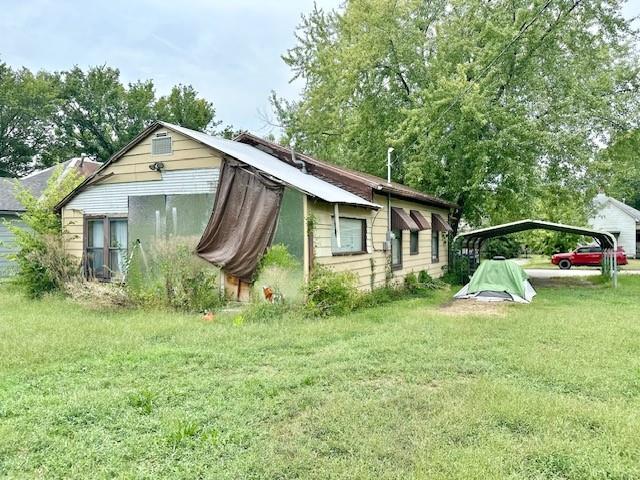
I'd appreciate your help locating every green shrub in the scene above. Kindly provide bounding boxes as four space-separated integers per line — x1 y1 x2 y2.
304 265 359 316
259 244 299 271
443 253 470 285
356 285 405 308
126 240 225 312
417 270 432 285
404 272 420 293
9 233 79 298
3 166 82 298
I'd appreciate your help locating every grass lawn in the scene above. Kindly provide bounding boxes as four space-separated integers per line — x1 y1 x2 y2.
2 279 640 479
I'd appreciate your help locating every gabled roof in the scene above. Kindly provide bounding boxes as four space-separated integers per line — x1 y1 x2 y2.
235 132 457 210
1 158 99 214
57 122 380 210
601 194 640 222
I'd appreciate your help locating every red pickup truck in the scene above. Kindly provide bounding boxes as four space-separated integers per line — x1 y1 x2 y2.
551 246 628 269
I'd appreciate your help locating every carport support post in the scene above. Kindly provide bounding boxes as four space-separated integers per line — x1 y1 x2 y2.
612 243 618 288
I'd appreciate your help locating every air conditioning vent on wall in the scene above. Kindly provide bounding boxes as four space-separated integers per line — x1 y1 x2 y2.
152 135 172 155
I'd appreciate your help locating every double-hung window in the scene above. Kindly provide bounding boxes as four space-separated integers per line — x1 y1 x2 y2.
331 217 366 255
85 217 128 280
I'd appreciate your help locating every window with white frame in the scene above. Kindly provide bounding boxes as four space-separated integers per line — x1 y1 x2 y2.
331 217 366 254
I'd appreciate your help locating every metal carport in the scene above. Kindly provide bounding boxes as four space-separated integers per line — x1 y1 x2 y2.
452 219 619 287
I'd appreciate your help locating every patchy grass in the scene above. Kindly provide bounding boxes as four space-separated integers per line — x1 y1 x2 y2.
1 279 640 478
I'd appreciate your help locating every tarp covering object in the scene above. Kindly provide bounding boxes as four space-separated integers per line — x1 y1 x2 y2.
467 259 528 298
409 210 431 230
391 207 419 231
196 159 284 283
432 213 453 233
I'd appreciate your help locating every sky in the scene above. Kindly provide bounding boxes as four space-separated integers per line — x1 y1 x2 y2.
0 0 637 135
0 0 341 135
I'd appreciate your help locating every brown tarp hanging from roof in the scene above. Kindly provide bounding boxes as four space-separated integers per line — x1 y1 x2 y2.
432 213 453 233
196 159 284 283
410 210 430 230
391 207 419 231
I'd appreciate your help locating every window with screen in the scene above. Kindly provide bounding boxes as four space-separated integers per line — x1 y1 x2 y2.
151 135 172 155
431 230 440 263
392 229 402 269
331 217 366 254
410 231 419 255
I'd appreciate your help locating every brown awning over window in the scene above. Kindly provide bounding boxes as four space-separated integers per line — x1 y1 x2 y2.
391 207 419 231
432 213 453 233
409 210 430 230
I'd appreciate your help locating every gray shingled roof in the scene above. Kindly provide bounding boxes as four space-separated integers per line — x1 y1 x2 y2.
0 160 74 213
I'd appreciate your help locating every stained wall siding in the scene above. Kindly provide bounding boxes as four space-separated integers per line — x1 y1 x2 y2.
62 128 221 258
589 203 637 257
0 215 24 278
309 193 450 291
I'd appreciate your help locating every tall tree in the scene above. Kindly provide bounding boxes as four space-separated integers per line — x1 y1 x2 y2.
592 129 640 209
50 66 155 163
273 0 639 232
155 84 219 133
50 66 228 164
0 62 58 177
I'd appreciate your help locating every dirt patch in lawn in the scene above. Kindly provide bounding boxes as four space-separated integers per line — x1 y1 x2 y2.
438 299 509 316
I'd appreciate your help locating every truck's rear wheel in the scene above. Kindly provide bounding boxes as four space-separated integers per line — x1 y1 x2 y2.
558 259 572 270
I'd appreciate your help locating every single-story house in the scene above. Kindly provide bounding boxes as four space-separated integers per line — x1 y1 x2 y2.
56 121 456 299
590 193 640 258
0 157 99 278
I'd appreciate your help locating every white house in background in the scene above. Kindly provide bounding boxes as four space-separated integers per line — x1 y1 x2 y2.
590 193 640 258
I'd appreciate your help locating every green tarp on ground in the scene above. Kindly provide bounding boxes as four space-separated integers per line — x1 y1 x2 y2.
467 259 528 298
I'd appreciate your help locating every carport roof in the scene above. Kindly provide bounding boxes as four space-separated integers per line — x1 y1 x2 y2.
454 219 617 249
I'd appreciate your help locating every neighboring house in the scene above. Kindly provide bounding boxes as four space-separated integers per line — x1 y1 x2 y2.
56 121 456 299
0 157 100 278
590 193 640 258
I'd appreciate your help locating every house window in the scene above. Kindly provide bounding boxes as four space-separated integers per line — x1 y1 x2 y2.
85 217 128 280
391 229 402 270
410 231 419 255
431 230 440 263
151 135 172 155
332 217 366 255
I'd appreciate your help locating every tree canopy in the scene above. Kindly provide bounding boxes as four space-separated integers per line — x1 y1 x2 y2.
0 62 231 177
592 128 640 210
273 0 639 231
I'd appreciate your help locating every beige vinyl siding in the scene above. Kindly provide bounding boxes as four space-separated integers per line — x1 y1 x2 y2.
91 130 222 185
309 193 451 291
62 208 84 261
61 128 222 256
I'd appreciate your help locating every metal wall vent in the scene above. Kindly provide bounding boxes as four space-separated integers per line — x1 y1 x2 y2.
152 135 172 155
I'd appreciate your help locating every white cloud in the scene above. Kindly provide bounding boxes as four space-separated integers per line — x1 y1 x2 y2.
0 0 342 134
